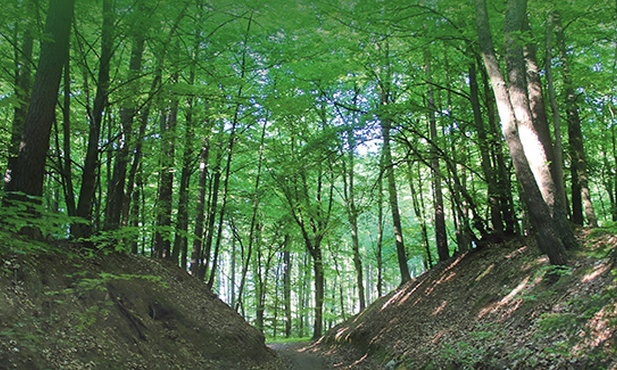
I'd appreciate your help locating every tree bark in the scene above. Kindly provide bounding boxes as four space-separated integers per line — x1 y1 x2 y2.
341 120 366 310
73 0 113 238
553 11 598 227
6 0 74 202
153 76 179 259
190 137 210 276
105 33 145 230
5 10 34 192
544 13 569 218
283 234 292 337
475 0 568 265
468 49 502 236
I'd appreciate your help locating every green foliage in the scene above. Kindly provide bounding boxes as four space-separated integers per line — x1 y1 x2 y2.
265 336 311 344
80 227 142 254
437 324 500 369
0 196 83 255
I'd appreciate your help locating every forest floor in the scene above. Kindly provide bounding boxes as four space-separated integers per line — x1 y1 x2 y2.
268 341 331 369
0 242 282 369
310 226 617 369
1 226 615 369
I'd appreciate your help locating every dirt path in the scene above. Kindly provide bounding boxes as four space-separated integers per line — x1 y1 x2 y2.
268 342 330 370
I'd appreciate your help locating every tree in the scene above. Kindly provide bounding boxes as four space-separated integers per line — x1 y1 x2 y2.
475 0 568 265
5 0 74 204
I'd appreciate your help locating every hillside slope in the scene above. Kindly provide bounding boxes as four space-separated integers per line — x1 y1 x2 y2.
314 229 617 369
0 245 280 369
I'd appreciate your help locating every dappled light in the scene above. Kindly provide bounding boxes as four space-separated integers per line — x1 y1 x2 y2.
1 0 616 368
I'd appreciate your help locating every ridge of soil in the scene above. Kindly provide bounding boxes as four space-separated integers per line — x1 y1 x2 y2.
312 229 617 369
0 245 281 369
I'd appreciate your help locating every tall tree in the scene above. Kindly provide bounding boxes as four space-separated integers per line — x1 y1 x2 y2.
475 0 568 265
552 11 599 227
5 0 74 204
73 0 113 238
376 39 412 285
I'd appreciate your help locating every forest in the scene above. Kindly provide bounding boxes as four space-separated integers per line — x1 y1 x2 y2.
1 0 616 352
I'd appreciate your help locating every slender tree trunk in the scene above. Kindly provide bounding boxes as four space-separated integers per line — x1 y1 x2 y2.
311 243 325 340
469 48 502 235
342 123 366 310
475 0 568 265
73 0 113 238
544 14 569 217
376 153 385 297
283 234 292 337
6 0 74 204
153 75 179 259
61 59 76 216
425 49 449 262
381 116 411 284
407 162 433 268
172 81 196 266
480 58 519 235
553 12 598 227
105 33 145 230
235 119 267 311
190 137 210 276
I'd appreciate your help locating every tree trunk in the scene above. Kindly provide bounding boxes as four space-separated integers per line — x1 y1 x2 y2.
61 59 76 217
172 73 196 266
469 48 502 235
105 33 145 230
283 234 292 337
407 162 433 268
425 49 449 262
311 244 325 340
544 14 569 218
235 118 267 311
553 11 598 227
190 137 210 276
342 122 366 310
153 78 179 259
479 58 519 235
73 0 113 238
376 153 385 297
5 11 34 192
475 0 568 265
6 0 74 203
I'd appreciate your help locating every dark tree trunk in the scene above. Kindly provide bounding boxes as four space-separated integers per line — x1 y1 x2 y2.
5 13 34 192
553 12 598 227
6 0 74 204
190 137 210 276
425 49 449 262
73 0 113 238
381 115 411 284
61 59 76 217
153 78 179 259
407 162 433 268
479 58 519 235
544 13 569 218
283 234 292 337
105 33 145 230
376 152 385 297
469 49 503 235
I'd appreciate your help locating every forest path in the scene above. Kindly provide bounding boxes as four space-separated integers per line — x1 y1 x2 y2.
268 342 331 370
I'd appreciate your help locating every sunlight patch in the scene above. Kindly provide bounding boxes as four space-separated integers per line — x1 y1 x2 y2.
581 262 611 283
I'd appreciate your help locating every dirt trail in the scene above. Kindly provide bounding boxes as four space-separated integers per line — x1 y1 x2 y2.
268 342 330 370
